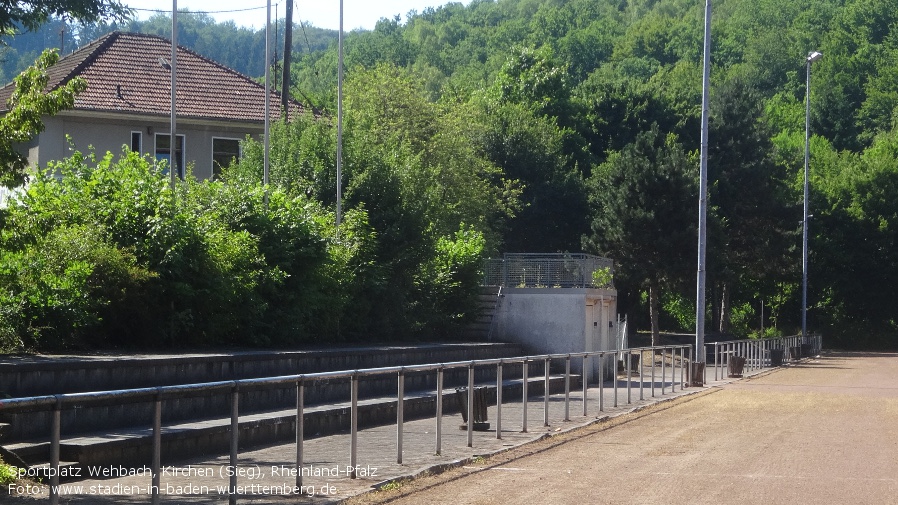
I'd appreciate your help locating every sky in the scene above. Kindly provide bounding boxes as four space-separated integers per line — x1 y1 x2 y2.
123 0 472 31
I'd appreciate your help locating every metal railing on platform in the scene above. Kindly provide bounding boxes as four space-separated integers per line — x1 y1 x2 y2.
482 253 615 288
0 337 822 505
707 334 823 381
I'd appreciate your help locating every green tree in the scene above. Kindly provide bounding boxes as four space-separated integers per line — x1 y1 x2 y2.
584 126 697 346
0 49 85 187
707 78 796 333
0 0 128 36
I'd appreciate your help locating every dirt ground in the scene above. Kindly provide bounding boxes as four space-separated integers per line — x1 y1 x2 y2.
344 351 898 505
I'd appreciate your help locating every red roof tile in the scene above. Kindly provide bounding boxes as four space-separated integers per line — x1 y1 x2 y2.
1 31 302 123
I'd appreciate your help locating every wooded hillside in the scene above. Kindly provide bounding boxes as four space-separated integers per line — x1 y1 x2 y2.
3 0 897 350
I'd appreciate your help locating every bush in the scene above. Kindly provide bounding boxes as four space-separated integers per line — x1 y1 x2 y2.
0 149 350 350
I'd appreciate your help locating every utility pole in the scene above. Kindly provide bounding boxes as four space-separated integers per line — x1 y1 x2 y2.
170 0 178 190
694 0 711 386
282 0 294 118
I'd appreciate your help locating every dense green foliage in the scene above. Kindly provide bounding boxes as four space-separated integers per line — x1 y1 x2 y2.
0 49 85 187
4 0 898 349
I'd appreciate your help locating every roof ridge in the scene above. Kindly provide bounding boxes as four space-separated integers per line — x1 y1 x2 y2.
160 33 301 108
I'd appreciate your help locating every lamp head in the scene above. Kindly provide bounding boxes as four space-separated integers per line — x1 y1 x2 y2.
807 51 823 63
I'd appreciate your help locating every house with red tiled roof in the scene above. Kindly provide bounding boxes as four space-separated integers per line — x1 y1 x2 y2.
0 31 302 180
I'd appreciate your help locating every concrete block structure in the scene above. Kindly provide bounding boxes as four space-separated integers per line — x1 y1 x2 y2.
484 254 620 383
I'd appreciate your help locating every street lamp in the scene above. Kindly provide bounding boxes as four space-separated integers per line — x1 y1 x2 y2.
803 50 822 344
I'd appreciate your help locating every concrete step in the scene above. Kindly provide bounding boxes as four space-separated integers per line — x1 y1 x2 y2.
7 374 578 474
1 343 527 441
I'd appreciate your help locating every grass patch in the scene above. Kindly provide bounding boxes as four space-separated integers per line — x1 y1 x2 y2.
0 455 19 486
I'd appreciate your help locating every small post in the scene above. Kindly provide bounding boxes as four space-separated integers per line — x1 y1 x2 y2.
152 395 162 505
543 358 551 427
467 365 475 447
50 398 61 505
651 348 656 397
671 348 677 393
397 370 405 463
436 368 443 454
496 363 503 439
522 359 528 433
661 348 667 395
564 356 571 422
229 387 239 505
599 353 605 412
613 350 619 408
350 374 358 479
296 381 304 488
639 349 645 400
582 355 589 416
714 343 719 381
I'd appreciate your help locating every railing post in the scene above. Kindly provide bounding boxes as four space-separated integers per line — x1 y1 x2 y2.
496 363 502 439
50 397 61 505
544 358 551 427
467 364 475 447
714 343 719 381
670 348 676 393
599 353 605 412
582 355 589 416
626 350 632 404
397 369 405 463
678 347 684 388
613 350 619 408
436 367 444 452
564 356 571 422
651 348 656 397
521 359 528 433
639 349 645 400
152 393 162 505
229 386 239 505
296 380 304 488
661 348 666 395
350 374 358 479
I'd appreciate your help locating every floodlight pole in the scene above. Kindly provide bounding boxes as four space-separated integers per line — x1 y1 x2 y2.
264 0 271 206
803 51 822 344
695 0 711 382
170 0 178 190
336 0 344 231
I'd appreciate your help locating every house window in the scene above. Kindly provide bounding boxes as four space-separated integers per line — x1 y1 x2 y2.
212 137 241 179
155 133 185 178
130 131 142 153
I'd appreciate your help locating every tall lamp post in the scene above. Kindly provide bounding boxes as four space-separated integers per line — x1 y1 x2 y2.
694 0 711 386
803 50 822 344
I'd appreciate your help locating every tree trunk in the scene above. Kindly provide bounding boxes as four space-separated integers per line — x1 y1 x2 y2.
719 282 731 333
649 283 660 347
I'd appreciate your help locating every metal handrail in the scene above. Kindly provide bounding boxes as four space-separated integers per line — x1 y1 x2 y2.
482 253 615 289
705 334 822 381
0 343 703 505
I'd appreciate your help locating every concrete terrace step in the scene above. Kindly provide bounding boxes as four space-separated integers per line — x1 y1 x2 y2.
0 343 528 441
7 374 577 474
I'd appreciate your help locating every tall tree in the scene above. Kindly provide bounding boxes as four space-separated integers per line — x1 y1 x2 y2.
584 126 697 345
0 0 128 37
707 78 796 332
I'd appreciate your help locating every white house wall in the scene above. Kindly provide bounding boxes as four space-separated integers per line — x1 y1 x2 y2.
31 115 263 180
495 287 618 383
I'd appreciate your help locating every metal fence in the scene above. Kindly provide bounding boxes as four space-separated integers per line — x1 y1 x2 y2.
707 334 822 381
0 338 821 505
482 253 615 288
